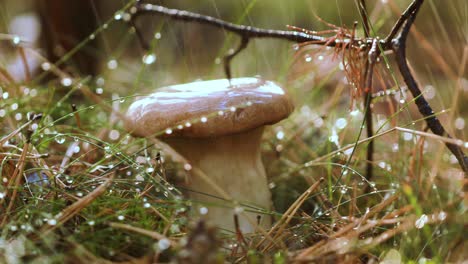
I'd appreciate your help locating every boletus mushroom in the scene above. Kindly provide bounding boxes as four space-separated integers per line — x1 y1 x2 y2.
125 77 294 233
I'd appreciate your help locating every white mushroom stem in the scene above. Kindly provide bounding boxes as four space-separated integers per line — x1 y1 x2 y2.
164 127 272 233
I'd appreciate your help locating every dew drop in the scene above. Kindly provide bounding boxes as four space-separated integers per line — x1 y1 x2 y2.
96 77 105 86
41 62 51 71
424 85 436 99
276 131 285 140
340 186 348 194
117 215 125 221
454 117 465 130
142 53 157 65
122 13 131 22
154 32 161 39
158 239 171 251
200 116 207 123
183 163 192 171
335 118 348 130
199 207 208 215
47 219 57 226
114 12 123 20
350 109 361 117
275 144 283 152
107 59 118 70
12 35 21 45
55 134 66 144
402 132 413 141
437 211 447 221
329 129 339 145
73 146 80 153
415 214 428 229
234 207 244 214
109 130 120 140
61 77 73 87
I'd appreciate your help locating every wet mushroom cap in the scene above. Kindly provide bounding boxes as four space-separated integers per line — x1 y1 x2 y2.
125 77 294 138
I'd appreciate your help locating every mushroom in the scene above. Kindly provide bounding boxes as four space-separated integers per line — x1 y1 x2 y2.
125 77 294 233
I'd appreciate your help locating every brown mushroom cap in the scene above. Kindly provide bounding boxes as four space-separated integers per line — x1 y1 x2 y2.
125 77 294 138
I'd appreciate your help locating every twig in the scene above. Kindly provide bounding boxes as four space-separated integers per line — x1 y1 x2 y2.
109 222 173 243
132 4 328 44
384 0 425 43
363 39 380 186
358 0 370 38
224 37 249 80
391 0 468 172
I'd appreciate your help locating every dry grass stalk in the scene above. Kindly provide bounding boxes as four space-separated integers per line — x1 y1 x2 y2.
0 140 30 226
257 178 324 252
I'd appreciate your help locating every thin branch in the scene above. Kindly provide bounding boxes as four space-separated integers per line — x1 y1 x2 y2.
384 0 425 43
357 0 376 185
358 0 370 37
224 37 249 80
392 0 468 172
364 39 380 184
131 3 363 47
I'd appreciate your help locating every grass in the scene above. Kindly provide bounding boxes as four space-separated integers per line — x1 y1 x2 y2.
0 0 467 263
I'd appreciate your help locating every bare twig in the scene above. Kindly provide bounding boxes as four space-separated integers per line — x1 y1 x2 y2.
363 39 380 185
391 0 468 172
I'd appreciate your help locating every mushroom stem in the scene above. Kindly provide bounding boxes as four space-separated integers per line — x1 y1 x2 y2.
165 127 272 233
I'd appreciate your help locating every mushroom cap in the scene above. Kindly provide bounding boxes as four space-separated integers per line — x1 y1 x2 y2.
125 77 294 138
